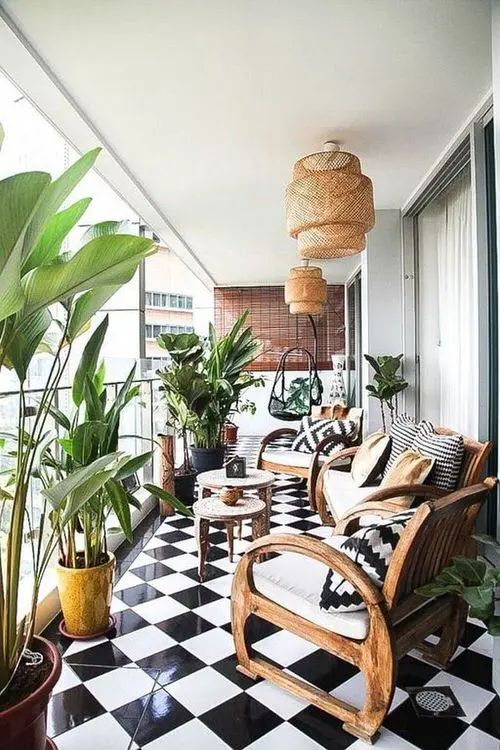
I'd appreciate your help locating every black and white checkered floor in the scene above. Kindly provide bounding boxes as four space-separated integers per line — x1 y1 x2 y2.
44 436 500 749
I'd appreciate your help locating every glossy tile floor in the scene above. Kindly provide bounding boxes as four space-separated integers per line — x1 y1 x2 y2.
44 436 500 749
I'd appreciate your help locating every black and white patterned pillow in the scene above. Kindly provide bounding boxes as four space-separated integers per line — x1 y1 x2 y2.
291 417 357 456
384 414 420 475
412 422 464 491
319 511 415 612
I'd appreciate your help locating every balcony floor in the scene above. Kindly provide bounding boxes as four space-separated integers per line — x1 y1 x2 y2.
44 437 499 749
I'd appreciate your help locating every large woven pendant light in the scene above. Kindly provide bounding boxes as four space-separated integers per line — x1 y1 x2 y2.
285 142 375 259
284 264 327 315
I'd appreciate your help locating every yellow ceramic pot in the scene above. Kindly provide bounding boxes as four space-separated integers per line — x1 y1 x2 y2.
56 553 115 637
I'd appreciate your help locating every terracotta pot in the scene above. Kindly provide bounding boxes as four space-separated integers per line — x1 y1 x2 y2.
224 423 239 443
56 553 115 638
0 636 61 750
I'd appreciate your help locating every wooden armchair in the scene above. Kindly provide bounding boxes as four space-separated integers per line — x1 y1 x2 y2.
315 428 492 526
231 478 496 744
257 406 363 507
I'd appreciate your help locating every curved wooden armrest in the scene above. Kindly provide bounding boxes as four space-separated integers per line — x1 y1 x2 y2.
241 532 384 607
260 427 297 449
314 446 360 523
363 484 448 504
321 445 359 469
258 428 298 466
334 501 415 535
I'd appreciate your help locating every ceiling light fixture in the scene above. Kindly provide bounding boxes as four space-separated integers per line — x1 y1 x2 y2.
284 263 327 315
285 141 375 259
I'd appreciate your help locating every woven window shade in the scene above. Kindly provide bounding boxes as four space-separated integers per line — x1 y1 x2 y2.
285 150 375 259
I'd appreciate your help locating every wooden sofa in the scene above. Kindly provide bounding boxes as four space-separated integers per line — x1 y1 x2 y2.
314 427 492 526
257 406 363 507
231 478 496 743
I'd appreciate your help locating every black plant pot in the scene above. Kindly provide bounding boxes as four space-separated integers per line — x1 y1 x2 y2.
174 471 197 503
190 445 225 473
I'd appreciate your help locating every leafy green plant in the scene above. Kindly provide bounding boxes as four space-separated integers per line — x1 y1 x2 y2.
157 312 261 451
157 332 209 473
416 535 500 635
365 354 408 431
37 317 152 568
0 143 155 697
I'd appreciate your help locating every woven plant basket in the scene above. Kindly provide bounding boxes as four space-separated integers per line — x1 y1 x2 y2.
285 150 374 258
284 266 327 314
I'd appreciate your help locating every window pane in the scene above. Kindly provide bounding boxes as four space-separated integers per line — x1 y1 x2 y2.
145 324 152 338
153 293 161 306
153 325 161 337
187 297 193 309
145 292 152 305
161 294 167 307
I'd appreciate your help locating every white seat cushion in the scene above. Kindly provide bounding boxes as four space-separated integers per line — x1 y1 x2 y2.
253 535 369 639
262 449 349 470
324 469 378 519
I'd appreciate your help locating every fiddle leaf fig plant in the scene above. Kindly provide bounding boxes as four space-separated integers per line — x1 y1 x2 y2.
365 353 408 431
0 142 156 698
416 535 500 635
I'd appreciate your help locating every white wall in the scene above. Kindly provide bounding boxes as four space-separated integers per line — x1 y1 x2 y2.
361 209 403 433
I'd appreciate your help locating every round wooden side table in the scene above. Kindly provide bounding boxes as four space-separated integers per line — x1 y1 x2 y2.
193 494 267 582
196 468 275 536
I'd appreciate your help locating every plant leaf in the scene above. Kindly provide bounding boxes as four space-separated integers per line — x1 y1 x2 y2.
23 197 91 274
0 171 51 321
72 316 108 407
106 477 132 542
22 148 100 262
144 483 194 518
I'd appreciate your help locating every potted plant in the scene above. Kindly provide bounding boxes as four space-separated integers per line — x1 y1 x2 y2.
158 313 261 473
416 534 500 695
365 353 409 431
34 317 151 637
0 143 156 748
157 332 209 498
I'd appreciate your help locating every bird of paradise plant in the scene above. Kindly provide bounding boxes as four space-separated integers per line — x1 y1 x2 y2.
0 137 156 699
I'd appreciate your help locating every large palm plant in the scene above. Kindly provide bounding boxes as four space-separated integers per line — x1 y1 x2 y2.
0 140 156 697
158 312 262 450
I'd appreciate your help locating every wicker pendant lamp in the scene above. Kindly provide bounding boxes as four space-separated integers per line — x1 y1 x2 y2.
284 265 327 315
285 142 375 259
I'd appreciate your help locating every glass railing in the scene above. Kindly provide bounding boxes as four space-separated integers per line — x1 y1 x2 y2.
0 372 166 585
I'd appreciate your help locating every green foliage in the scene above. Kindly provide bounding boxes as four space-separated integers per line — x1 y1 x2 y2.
416 536 500 635
0 144 156 696
364 353 408 431
157 312 261 452
39 318 152 568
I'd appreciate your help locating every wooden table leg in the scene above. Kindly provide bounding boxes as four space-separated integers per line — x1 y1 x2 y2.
252 512 268 563
258 486 273 534
238 520 243 539
226 521 235 562
195 516 210 582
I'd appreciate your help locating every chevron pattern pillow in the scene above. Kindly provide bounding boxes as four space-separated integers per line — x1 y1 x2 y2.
291 416 357 456
412 421 464 491
384 414 421 475
319 510 415 612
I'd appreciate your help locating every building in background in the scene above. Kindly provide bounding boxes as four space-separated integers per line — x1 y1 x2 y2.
144 245 214 372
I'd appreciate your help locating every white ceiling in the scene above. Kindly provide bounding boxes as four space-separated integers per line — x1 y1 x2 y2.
0 0 492 287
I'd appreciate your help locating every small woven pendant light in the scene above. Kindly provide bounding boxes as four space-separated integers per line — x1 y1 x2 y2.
285 142 375 259
284 264 327 315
